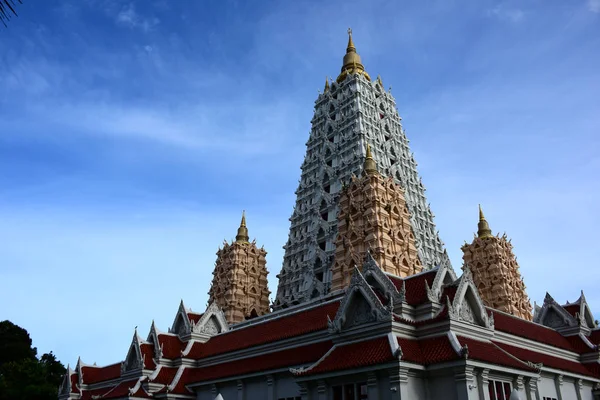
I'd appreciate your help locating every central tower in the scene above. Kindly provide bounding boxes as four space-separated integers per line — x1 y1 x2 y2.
273 31 451 309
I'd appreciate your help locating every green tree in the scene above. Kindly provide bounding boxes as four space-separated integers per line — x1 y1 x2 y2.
0 321 66 400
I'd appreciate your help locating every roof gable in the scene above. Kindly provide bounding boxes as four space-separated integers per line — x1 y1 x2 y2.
534 292 578 331
122 329 145 373
563 291 597 329
170 300 192 337
361 251 404 305
445 266 494 329
191 301 229 339
328 266 392 333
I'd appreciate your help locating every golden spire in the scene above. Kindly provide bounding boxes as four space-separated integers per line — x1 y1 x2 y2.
337 28 370 83
324 77 330 92
235 210 249 243
477 204 493 239
364 143 377 175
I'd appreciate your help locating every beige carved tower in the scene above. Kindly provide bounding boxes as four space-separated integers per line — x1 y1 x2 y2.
331 145 423 291
208 212 271 325
461 206 532 321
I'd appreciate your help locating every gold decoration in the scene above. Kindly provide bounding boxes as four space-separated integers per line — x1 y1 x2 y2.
477 205 493 239
364 144 377 175
336 29 371 83
236 210 249 243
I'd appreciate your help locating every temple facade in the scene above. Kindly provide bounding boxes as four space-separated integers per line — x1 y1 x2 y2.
59 31 600 400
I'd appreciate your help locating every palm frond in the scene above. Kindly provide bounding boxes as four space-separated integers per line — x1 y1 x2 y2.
0 0 23 28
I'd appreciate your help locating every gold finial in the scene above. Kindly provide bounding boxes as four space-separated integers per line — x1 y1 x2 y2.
236 210 249 243
364 143 377 175
477 204 493 239
347 27 355 52
324 77 330 92
337 29 370 83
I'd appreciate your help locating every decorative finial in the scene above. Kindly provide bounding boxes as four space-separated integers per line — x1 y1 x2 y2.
364 143 377 175
324 77 330 92
477 204 493 239
337 28 370 83
236 210 249 243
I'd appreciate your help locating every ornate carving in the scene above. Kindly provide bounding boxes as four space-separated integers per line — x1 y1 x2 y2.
275 49 451 308
329 267 392 333
462 213 533 321
208 216 270 325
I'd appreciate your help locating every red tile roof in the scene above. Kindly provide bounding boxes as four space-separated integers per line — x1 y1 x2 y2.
140 343 156 369
157 333 185 359
563 304 580 318
102 378 140 399
149 366 178 385
457 336 536 372
80 386 113 400
187 312 203 324
185 301 339 360
590 329 600 345
397 335 458 365
70 373 80 394
177 341 333 389
130 385 152 399
80 363 121 385
490 309 582 353
493 341 599 378
388 270 437 306
297 336 392 376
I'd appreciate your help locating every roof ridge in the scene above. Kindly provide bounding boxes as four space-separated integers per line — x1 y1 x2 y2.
488 307 562 333
228 297 340 334
385 266 439 281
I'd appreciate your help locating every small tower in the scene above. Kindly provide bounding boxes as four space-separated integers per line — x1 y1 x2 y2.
208 212 270 325
461 206 533 321
330 145 423 291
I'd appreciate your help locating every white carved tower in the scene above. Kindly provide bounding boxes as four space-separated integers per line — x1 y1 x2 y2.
273 30 451 309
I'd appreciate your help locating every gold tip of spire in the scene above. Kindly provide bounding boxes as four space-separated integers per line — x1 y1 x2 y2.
324 77 330 92
364 143 377 175
337 28 370 83
477 205 493 239
236 210 249 243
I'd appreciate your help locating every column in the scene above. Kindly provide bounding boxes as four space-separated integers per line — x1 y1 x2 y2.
514 375 526 399
575 379 583 400
317 379 327 400
477 368 490 400
266 374 275 400
388 367 401 400
367 372 379 400
237 379 244 400
454 366 477 400
299 382 310 400
554 374 563 400
525 376 541 400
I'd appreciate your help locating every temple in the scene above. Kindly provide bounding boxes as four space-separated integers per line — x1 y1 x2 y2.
59 31 600 400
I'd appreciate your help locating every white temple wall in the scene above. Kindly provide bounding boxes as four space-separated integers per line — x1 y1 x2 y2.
561 377 578 400
582 381 597 400
406 375 427 399
537 374 559 399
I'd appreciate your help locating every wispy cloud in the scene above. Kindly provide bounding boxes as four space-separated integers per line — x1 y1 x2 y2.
488 5 525 22
115 3 159 32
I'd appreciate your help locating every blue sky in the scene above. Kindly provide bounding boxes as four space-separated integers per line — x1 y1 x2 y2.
1 0 599 367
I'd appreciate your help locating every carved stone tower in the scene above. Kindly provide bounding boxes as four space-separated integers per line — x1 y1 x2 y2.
273 30 450 309
330 146 423 291
208 212 271 325
461 206 533 321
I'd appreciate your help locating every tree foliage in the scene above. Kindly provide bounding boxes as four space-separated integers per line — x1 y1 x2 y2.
0 0 22 27
0 320 66 400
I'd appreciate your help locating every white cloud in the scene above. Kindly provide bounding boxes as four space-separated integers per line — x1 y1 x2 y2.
589 0 600 13
116 3 159 32
488 5 525 22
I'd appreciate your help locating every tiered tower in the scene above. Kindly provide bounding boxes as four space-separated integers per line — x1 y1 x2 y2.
331 145 423 291
208 212 271 324
274 30 450 309
461 206 533 320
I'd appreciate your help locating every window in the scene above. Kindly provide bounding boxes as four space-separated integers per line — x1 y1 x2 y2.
332 382 367 400
488 380 512 400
